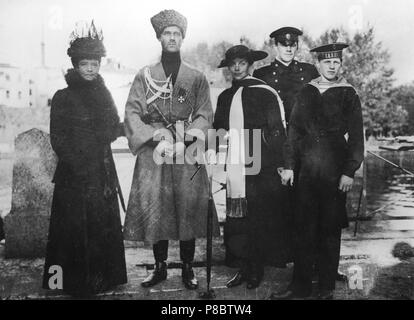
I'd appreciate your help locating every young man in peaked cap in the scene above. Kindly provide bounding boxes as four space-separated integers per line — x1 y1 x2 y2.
253 27 319 271
253 27 319 124
255 27 348 283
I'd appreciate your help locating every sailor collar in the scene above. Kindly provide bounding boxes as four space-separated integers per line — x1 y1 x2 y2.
308 76 355 94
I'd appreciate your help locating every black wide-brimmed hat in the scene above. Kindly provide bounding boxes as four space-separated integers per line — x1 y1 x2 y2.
218 45 268 68
67 20 106 59
310 42 349 60
270 27 303 46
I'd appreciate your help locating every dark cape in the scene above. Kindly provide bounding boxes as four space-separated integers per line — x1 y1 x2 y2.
42 69 127 296
214 76 291 268
284 79 365 231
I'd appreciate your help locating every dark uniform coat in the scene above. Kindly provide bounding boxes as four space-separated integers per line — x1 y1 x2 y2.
123 61 220 245
253 59 319 122
214 77 290 267
43 69 127 296
284 77 364 293
284 79 365 229
254 58 319 264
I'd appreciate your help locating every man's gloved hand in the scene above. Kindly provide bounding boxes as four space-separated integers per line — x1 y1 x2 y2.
205 149 217 178
338 175 354 192
154 128 174 144
154 140 173 163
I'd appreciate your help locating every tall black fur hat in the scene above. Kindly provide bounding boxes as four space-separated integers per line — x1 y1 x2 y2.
151 9 188 39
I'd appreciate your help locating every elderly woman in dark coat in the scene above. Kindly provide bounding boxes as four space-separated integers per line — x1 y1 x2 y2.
42 22 127 297
211 45 290 289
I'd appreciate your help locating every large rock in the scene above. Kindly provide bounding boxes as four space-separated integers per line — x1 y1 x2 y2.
4 128 57 258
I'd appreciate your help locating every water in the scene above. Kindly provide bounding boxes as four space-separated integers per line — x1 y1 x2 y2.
1 150 414 236
361 150 414 237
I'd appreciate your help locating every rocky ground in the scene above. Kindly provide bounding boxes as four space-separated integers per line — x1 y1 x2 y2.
1 228 414 300
1 145 413 300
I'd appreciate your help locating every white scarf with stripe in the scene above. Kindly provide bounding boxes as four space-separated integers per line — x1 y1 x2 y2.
226 76 286 211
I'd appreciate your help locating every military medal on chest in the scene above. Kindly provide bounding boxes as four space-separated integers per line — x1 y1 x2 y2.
177 87 188 103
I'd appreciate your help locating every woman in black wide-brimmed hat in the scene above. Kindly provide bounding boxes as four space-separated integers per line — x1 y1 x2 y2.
210 45 291 289
42 21 127 297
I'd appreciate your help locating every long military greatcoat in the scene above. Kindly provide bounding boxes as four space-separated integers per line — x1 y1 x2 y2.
284 78 365 230
253 59 319 122
43 69 127 296
123 61 220 244
214 77 290 267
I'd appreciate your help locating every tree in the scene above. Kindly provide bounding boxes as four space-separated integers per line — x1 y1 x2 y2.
259 39 273 67
239 35 256 49
391 83 414 134
315 27 407 137
213 40 240 84
182 40 234 86
208 40 233 69
181 27 409 137
182 42 210 72
259 32 315 68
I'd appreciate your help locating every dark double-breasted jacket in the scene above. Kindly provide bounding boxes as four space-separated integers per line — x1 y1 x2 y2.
253 59 319 122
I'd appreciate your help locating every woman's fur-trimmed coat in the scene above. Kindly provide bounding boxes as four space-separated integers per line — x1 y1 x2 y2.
42 69 127 296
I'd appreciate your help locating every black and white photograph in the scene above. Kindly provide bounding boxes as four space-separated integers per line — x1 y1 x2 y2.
0 0 414 304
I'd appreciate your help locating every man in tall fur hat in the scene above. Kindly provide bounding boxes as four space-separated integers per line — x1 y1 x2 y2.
123 9 219 290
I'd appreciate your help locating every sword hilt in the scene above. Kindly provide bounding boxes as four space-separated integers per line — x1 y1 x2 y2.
150 102 203 180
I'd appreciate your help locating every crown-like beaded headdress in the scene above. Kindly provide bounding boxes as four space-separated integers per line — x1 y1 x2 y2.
67 20 106 58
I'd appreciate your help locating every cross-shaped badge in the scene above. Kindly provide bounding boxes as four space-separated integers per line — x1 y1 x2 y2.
177 87 188 103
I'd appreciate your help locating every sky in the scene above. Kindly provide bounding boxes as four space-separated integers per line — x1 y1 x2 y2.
0 0 413 84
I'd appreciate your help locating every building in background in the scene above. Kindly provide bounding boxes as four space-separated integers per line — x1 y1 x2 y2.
30 66 66 109
0 63 36 109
